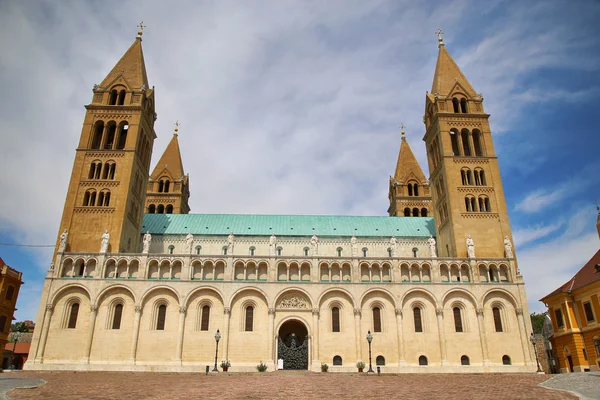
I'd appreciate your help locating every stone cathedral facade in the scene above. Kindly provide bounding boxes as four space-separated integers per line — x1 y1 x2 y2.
25 31 536 373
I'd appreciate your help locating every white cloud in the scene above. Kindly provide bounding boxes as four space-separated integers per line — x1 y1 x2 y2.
513 222 562 247
515 188 566 214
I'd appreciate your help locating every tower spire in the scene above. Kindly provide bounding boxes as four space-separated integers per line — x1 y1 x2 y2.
137 21 146 39
430 39 476 97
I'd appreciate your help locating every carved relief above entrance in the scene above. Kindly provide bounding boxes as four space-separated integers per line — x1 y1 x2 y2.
276 293 311 310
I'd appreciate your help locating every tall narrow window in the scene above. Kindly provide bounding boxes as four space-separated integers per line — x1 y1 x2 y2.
156 304 167 330
91 122 104 149
404 208 411 217
201 305 210 331
250 247 255 256
413 307 423 332
164 180 170 193
412 248 418 258
453 307 463 332
277 247 282 256
373 307 382 333
363 248 368 257
304 248 309 256
109 90 118 105
460 98 468 113
117 90 126 105
554 309 564 328
492 307 503 332
5 286 14 301
421 208 428 217
412 208 419 217
461 129 471 156
148 204 156 213
337 248 342 257
68 303 79 329
583 302 595 322
109 163 116 179
116 124 128 149
104 124 116 149
452 98 460 113
157 204 165 214
245 306 254 331
158 180 164 193
408 184 413 196
450 130 460 156
332 307 340 332
414 184 419 196
112 304 123 329
472 130 483 156
166 205 174 214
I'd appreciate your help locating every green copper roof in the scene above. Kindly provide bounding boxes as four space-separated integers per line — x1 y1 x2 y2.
142 214 435 238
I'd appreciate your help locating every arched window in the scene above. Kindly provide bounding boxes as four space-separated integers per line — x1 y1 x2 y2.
418 355 428 365
336 247 342 257
83 190 92 206
222 246 228 256
277 247 282 256
166 205 174 214
112 304 123 329
195 246 201 255
97 191 105 207
117 90 126 106
453 307 463 332
168 245 175 255
412 208 419 217
461 355 470 365
156 304 166 330
452 98 460 113
332 307 340 332
157 204 165 214
148 204 156 213
91 121 104 149
472 130 483 156
484 197 491 212
493 307 503 332
594 339 600 356
89 163 97 179
116 123 128 150
413 307 423 332
200 305 210 331
461 129 471 156
104 123 116 149
421 208 428 217
109 163 116 179
373 307 382 332
376 355 385 366
404 208 411 217
245 306 254 331
502 355 511 365
414 184 419 196
333 355 342 366
109 90 118 105
362 248 368 257
450 130 460 156
158 180 164 193
408 184 413 196
67 303 79 329
387 248 393 257
465 196 476 212
303 247 309 257
249 247 255 256
164 180 170 193
412 248 418 258
460 98 468 113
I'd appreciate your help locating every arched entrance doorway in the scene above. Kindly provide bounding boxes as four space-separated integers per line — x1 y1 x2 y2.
277 319 309 370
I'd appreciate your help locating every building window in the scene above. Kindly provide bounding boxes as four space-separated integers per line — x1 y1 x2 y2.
404 208 411 217
413 307 423 333
412 248 418 258
222 246 228 256
277 247 282 256
387 248 393 257
555 308 565 328
250 247 255 256
156 304 167 330
373 307 382 333
362 248 368 257
157 204 165 214
594 339 600 356
376 356 385 366
453 307 463 332
112 304 123 329
333 355 342 366
5 286 14 301
461 355 470 365
201 305 210 331
304 247 309 256
148 204 156 213
67 303 79 329
418 355 428 366
168 245 175 255
452 98 460 113
492 307 503 332
332 307 340 332
583 302 595 322
0 316 6 332
336 247 342 257
165 205 173 214
245 306 254 332
502 355 511 365
195 246 201 255
460 98 468 113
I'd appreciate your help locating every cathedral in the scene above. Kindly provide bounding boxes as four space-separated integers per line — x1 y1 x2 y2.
25 29 536 373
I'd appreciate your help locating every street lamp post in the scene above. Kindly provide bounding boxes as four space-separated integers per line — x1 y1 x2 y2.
9 332 20 370
530 332 542 373
213 329 221 372
366 330 374 373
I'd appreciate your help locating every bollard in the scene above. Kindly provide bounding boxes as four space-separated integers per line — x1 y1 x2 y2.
206 366 210 375
377 366 380 376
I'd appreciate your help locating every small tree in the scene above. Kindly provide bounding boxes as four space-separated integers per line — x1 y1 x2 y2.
10 322 29 333
530 312 547 335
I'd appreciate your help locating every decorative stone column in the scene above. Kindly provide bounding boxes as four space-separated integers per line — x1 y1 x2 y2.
353 308 362 361
222 307 231 360
35 304 54 363
268 308 276 366
129 305 142 363
82 305 98 363
515 308 531 364
311 308 320 370
175 306 187 363
436 308 448 366
395 309 406 367
476 308 489 365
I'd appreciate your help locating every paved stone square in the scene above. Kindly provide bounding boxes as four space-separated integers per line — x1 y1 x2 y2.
6 371 578 400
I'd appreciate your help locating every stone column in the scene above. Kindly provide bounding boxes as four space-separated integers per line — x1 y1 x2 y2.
183 254 191 281
395 309 406 367
129 306 142 363
311 308 320 370
268 308 276 366
354 308 362 361
515 308 531 364
476 308 489 366
436 308 448 366
223 307 231 360
82 305 98 363
35 304 54 363
175 306 187 363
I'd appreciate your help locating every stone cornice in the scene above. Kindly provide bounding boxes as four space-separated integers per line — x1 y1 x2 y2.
73 207 115 214
460 212 500 219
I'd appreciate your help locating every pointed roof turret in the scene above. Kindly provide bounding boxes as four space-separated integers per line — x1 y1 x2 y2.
430 37 476 97
150 122 185 180
100 31 149 90
393 126 427 184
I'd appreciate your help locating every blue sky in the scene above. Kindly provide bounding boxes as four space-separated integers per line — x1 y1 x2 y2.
0 0 598 321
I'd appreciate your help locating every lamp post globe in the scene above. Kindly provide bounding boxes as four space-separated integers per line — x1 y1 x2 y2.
213 329 221 372
366 330 374 373
530 332 542 373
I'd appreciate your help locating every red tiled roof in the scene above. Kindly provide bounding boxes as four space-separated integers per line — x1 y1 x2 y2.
541 249 600 301
3 342 30 354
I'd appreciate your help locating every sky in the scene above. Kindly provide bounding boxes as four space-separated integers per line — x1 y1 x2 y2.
0 0 598 321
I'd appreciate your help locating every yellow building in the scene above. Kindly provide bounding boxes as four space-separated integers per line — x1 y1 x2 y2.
0 257 24 354
541 214 600 372
25 31 537 373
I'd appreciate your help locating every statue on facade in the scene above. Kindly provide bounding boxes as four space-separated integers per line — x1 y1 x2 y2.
142 231 152 254
49 262 54 270
185 232 194 253
227 232 235 252
100 230 110 253
310 234 319 255
466 235 475 259
58 229 68 252
389 236 398 257
350 235 358 257
504 236 513 258
428 235 437 258
269 234 277 256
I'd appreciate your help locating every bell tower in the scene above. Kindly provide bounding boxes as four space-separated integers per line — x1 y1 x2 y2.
423 33 515 259
55 27 157 254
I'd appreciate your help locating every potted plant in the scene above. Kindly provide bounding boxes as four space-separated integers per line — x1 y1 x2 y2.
321 363 329 372
356 361 365 373
256 361 268 372
220 360 231 372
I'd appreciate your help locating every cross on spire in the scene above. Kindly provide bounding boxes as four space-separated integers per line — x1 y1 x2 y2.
400 123 405 137
137 21 146 38
595 199 600 213
435 29 444 46
174 120 180 135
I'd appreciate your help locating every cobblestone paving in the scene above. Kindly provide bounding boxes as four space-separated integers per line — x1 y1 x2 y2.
9 371 577 400
0 374 45 400
539 372 600 400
